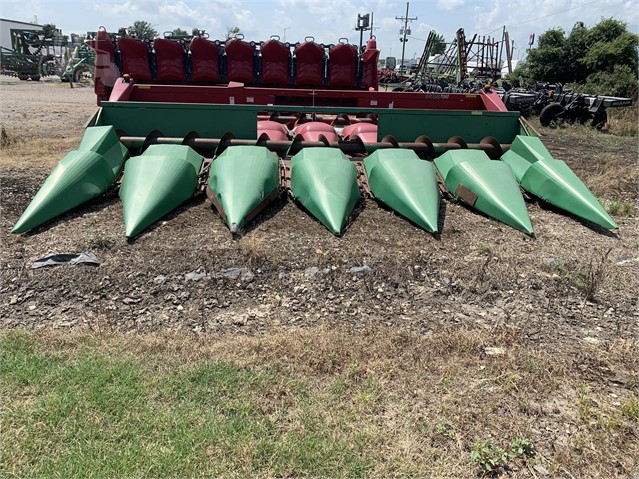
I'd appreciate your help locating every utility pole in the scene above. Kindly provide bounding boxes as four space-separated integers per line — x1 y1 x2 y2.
396 2 417 72
370 12 374 38
355 13 371 53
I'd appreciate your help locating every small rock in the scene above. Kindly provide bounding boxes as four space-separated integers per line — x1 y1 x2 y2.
233 315 247 326
349 265 373 276
533 464 549 476
484 347 506 356
214 268 253 281
185 270 207 281
543 258 561 267
154 275 167 285
304 267 320 278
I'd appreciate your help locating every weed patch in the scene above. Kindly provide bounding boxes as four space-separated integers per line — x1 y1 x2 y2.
470 437 534 475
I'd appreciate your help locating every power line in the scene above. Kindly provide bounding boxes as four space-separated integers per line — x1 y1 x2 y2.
482 0 601 34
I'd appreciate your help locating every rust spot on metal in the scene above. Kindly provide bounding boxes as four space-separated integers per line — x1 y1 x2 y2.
455 184 478 206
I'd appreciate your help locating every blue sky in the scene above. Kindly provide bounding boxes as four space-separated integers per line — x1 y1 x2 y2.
1 0 637 61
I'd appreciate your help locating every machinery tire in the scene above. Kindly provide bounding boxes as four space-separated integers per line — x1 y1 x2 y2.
575 109 591 125
30 75 40 81
73 68 86 83
38 56 55 78
539 102 565 127
592 110 608 130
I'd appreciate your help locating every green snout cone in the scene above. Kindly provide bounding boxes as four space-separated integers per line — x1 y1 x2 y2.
119 145 203 237
501 135 617 229
364 149 440 233
290 148 360 235
435 150 534 235
208 146 280 232
12 126 127 234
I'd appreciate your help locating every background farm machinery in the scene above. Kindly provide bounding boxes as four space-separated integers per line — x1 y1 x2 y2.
12 27 618 240
385 27 631 129
0 26 68 80
0 26 96 83
500 83 632 128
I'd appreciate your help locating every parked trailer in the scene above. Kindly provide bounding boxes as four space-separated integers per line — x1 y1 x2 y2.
12 27 617 239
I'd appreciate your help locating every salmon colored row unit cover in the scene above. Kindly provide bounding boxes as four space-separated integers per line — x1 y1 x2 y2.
88 28 380 102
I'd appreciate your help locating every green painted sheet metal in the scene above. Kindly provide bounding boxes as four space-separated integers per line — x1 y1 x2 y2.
208 146 280 231
12 126 127 234
435 150 534 235
96 102 520 144
364 149 440 233
98 102 258 138
290 148 360 235
377 110 521 143
119 144 203 237
501 136 617 229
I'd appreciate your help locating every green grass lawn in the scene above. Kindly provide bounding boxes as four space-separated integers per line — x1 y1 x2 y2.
1 328 637 477
1 331 369 477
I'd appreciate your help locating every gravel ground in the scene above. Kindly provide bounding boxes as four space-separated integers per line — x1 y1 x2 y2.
1 79 637 353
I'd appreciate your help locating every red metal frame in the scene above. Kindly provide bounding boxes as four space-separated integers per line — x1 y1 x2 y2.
107 78 506 111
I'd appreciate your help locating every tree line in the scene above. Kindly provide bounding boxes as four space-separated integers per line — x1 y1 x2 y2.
124 21 241 42
512 18 638 98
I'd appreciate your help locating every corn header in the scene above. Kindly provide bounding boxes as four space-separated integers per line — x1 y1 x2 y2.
12 27 617 238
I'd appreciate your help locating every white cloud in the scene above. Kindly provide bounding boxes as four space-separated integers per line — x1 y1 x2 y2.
108 0 140 15
436 0 465 12
233 9 255 31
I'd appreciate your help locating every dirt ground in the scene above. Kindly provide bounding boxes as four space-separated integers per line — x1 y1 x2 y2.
1 78 637 345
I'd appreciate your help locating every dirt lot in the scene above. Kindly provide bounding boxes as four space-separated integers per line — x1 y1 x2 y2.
1 78 638 476
1 78 637 341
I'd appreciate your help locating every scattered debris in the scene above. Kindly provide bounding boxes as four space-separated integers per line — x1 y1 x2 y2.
184 269 207 281
32 252 99 269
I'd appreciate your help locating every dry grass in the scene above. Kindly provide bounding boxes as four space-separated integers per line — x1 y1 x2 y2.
0 128 80 169
608 106 639 137
4 326 637 477
581 153 639 201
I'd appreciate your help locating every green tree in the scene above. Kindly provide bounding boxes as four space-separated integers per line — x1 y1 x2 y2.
564 24 589 83
582 25 638 74
223 26 241 41
525 28 568 82
127 20 158 40
172 28 188 36
512 18 638 97
42 24 59 38
432 32 446 55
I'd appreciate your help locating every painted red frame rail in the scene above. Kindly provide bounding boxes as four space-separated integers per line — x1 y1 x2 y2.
108 78 507 111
